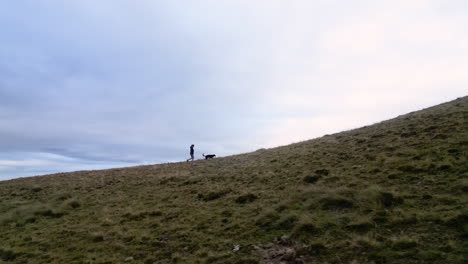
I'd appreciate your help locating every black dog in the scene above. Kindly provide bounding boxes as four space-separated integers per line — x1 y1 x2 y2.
203 153 216 159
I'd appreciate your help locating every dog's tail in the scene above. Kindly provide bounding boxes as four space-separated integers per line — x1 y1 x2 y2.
202 153 205 157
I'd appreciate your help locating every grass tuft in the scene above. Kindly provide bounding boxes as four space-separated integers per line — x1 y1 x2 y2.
303 175 321 184
235 193 257 204
389 236 418 250
198 189 231 201
319 197 354 210
291 216 320 241
0 248 18 261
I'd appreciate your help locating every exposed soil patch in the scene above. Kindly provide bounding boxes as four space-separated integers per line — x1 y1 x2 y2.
257 242 305 264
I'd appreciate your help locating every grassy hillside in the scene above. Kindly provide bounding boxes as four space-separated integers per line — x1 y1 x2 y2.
1 97 467 264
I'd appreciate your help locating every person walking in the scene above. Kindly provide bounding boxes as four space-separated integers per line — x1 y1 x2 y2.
186 144 195 162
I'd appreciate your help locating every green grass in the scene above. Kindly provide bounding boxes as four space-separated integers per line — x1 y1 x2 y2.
0 96 467 263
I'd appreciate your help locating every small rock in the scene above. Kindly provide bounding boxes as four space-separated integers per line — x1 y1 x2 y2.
278 235 291 245
232 244 240 252
125 256 134 262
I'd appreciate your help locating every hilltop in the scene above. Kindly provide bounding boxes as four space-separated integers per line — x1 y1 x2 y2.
1 96 467 264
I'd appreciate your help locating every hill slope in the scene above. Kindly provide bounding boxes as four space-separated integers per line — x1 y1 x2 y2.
1 97 467 264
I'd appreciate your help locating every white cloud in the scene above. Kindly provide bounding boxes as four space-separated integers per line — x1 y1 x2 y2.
0 159 52 167
0 152 137 181
238 0 468 145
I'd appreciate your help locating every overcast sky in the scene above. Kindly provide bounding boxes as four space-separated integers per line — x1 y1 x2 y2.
1 0 467 180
